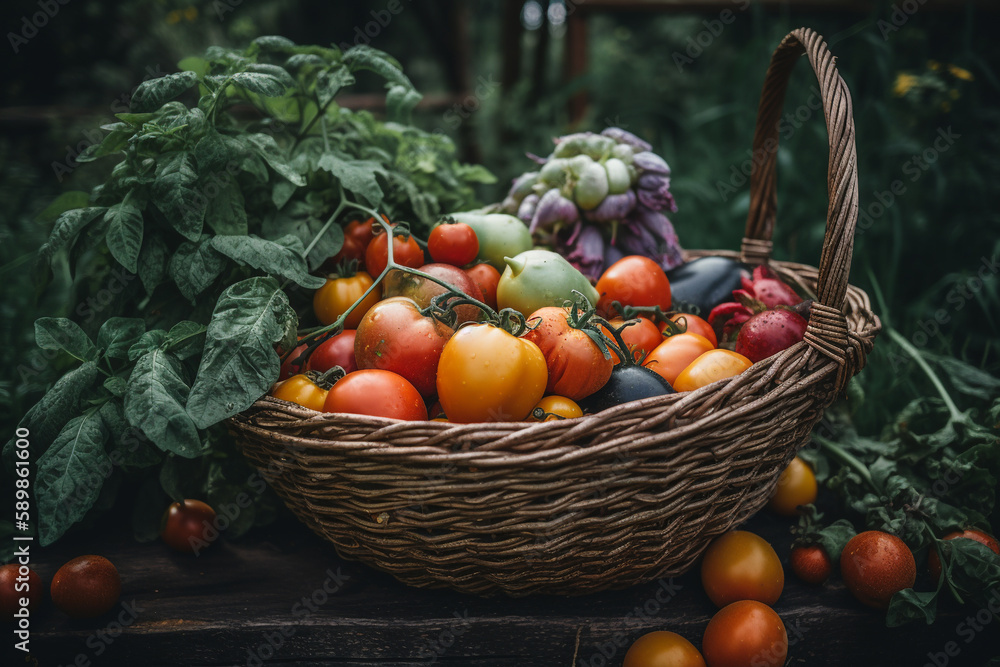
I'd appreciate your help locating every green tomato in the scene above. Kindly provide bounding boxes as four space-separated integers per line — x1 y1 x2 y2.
496 250 600 316
447 212 533 271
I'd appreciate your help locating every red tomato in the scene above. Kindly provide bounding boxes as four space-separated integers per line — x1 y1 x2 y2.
278 340 308 380
767 457 817 516
928 529 1000 581
50 555 121 619
0 564 43 615
665 313 718 347
324 369 428 420
161 499 218 554
306 330 358 374
624 631 706 667
523 306 613 400
272 374 329 411
643 332 715 386
840 531 916 609
702 600 788 667
354 297 454 398
428 222 479 266
313 271 381 328
673 349 752 392
701 530 784 608
465 263 502 311
383 263 484 325
437 324 547 423
596 255 672 316
790 544 832 585
324 216 383 270
365 229 424 278
602 317 663 364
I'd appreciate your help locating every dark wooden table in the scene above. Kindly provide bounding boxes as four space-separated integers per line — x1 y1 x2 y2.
14 509 1000 667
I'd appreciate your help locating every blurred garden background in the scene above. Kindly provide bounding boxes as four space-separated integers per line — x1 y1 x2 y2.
2 0 998 437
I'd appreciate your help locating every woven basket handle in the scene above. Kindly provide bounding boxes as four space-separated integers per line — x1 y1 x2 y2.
741 28 858 313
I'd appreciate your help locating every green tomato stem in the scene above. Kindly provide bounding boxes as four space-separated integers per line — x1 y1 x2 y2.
886 328 962 421
812 433 878 492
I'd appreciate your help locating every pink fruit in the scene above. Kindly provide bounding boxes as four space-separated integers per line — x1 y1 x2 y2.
735 308 808 362
708 265 803 341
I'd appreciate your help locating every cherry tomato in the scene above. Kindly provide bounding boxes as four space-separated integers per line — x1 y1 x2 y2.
354 297 454 398
437 324 547 423
272 374 329 411
602 317 663 364
643 332 715 386
313 270 381 328
0 563 43 615
767 457 817 516
528 395 583 421
928 529 1000 581
365 228 424 278
673 349 752 392
324 369 428 420
840 531 916 609
306 330 358 374
161 499 218 554
50 555 121 619
465 263 502 310
702 600 788 667
596 255 672 316
278 340 307 381
701 530 784 608
665 313 718 347
624 630 706 667
428 221 479 266
324 216 383 270
790 544 832 585
523 307 613 400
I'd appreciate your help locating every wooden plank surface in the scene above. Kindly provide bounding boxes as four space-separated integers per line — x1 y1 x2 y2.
13 509 999 666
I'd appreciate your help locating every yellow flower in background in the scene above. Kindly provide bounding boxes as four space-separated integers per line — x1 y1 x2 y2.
893 73 918 97
166 9 181 25
948 64 974 81
184 6 198 21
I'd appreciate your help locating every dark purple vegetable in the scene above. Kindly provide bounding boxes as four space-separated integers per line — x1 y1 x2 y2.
637 180 677 212
530 189 578 233
600 127 652 153
560 224 605 281
632 151 671 175
579 364 674 413
584 190 636 223
517 193 539 223
666 256 748 317
638 172 670 191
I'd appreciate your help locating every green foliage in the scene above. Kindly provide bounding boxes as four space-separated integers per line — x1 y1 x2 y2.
4 37 488 547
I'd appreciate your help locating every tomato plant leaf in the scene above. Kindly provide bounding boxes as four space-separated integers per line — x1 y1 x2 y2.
342 45 412 90
98 317 147 360
131 70 199 113
35 410 110 546
186 277 295 428
230 71 287 98
317 154 384 207
386 84 421 125
77 128 131 163
164 321 208 360
168 238 228 302
152 152 205 241
35 318 98 362
39 207 107 262
103 376 127 397
245 133 306 186
129 330 169 361
209 234 325 289
316 66 355 107
205 180 249 235
886 588 938 627
35 191 92 224
126 349 204 458
104 192 144 273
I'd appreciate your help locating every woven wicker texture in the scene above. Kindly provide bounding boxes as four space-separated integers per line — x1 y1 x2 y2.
229 28 880 597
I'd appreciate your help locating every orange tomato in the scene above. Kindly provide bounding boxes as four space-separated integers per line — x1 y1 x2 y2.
673 349 752 392
602 317 663 364
313 271 381 328
272 374 328 411
643 332 715 386
664 313 717 347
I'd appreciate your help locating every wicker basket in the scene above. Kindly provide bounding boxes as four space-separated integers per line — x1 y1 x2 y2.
229 28 880 597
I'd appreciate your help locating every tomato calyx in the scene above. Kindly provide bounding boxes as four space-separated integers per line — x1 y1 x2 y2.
608 302 686 337
557 292 614 361
595 315 651 367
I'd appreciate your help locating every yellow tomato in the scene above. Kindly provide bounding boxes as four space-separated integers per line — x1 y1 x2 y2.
673 349 752 392
313 271 381 328
528 395 583 421
767 457 818 516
